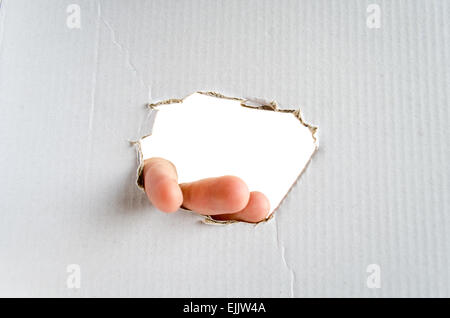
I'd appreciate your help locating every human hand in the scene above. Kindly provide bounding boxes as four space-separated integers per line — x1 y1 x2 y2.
142 157 270 223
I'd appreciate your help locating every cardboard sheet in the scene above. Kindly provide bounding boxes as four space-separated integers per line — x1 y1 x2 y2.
0 0 449 297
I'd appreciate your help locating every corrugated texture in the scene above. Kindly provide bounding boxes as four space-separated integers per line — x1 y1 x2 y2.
0 0 448 297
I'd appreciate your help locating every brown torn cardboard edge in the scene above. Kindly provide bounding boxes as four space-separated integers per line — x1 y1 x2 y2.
132 91 319 225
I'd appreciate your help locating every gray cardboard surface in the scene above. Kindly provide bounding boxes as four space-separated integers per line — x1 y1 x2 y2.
0 0 449 297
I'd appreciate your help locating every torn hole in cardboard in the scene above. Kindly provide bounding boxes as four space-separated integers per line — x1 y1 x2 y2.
134 92 318 225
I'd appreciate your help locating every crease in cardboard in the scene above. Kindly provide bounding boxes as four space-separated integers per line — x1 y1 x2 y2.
99 3 151 98
88 3 101 136
275 215 295 297
83 2 101 191
99 2 156 145
134 91 319 225
0 0 6 54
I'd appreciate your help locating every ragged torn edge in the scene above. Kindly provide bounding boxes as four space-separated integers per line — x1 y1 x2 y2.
131 91 319 225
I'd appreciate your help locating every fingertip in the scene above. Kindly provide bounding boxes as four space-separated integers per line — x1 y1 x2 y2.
180 175 250 215
213 191 270 223
245 191 270 222
151 178 183 213
215 176 250 213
